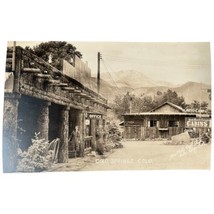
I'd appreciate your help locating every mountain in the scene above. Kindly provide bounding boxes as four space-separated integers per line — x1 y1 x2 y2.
175 81 211 104
100 70 158 88
155 80 180 88
93 70 211 106
133 82 210 105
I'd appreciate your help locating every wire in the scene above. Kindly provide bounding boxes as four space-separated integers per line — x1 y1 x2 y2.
101 59 120 91
101 58 130 89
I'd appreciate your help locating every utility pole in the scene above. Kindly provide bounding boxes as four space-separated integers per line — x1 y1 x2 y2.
97 52 101 94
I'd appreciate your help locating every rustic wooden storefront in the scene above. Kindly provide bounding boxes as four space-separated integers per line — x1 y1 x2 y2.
3 45 110 172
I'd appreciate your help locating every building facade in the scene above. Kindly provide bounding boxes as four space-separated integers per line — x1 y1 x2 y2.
122 102 211 140
3 45 110 172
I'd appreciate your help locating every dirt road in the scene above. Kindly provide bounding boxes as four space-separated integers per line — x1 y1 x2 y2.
82 140 211 171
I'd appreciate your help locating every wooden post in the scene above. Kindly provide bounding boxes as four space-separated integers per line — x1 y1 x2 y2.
37 101 51 141
77 110 85 154
13 46 22 93
58 106 70 163
90 118 96 151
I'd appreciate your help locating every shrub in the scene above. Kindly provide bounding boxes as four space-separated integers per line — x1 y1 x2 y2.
107 123 122 143
17 133 52 172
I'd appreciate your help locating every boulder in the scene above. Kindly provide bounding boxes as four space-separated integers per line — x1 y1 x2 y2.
171 132 191 145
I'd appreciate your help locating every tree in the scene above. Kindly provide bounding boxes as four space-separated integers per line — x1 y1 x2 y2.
113 89 187 119
201 101 208 110
26 41 82 70
113 92 132 119
156 90 162 96
132 95 154 112
191 100 200 110
161 89 186 109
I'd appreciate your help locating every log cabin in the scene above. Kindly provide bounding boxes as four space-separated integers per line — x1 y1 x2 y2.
122 101 211 140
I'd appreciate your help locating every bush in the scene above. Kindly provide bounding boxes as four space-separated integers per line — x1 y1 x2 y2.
108 123 122 143
17 133 52 172
201 132 211 144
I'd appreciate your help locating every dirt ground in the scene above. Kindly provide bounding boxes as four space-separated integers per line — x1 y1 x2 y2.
48 140 211 172
82 140 211 171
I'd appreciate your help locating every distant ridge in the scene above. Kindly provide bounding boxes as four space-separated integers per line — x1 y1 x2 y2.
91 70 211 105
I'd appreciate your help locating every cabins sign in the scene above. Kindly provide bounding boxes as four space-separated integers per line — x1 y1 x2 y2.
185 118 211 128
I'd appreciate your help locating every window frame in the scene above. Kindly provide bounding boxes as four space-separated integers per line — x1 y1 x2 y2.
168 120 179 127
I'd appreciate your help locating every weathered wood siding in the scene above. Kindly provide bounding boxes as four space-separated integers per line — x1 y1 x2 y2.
124 115 188 140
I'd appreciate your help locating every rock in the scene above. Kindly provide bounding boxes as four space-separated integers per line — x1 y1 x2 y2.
91 151 97 157
171 132 191 145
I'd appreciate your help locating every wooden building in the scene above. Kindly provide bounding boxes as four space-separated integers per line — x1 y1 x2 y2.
123 102 198 140
3 45 110 172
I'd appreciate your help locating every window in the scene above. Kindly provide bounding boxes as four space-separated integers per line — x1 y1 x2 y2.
168 121 178 127
150 120 158 127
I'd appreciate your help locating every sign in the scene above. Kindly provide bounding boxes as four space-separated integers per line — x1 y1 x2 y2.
185 118 211 128
85 119 90 125
88 113 102 119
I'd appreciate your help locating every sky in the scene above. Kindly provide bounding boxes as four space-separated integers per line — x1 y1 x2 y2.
9 41 211 85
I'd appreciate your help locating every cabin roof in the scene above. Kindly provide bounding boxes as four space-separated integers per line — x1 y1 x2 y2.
123 112 196 116
123 101 194 116
150 101 185 113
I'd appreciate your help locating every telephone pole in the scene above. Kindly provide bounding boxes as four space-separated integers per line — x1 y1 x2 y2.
97 52 101 94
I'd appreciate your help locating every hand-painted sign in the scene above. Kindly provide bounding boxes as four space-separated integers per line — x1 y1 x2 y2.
185 118 211 128
88 113 102 119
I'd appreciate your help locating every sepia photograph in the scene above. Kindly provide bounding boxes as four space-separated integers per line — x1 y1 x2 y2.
1 1 214 214
3 41 211 173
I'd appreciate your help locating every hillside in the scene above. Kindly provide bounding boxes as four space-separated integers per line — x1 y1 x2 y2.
133 82 211 105
93 70 211 106
175 81 211 104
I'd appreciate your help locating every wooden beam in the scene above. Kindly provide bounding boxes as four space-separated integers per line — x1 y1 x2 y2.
62 87 75 91
22 68 41 73
7 52 13 58
73 89 81 93
47 79 61 85
56 83 68 87
6 58 13 63
79 93 88 97
34 73 51 79
48 82 68 87
85 94 91 98
7 47 13 52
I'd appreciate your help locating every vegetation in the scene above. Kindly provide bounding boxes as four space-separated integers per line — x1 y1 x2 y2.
25 41 82 70
113 89 210 119
113 89 186 119
17 133 52 172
